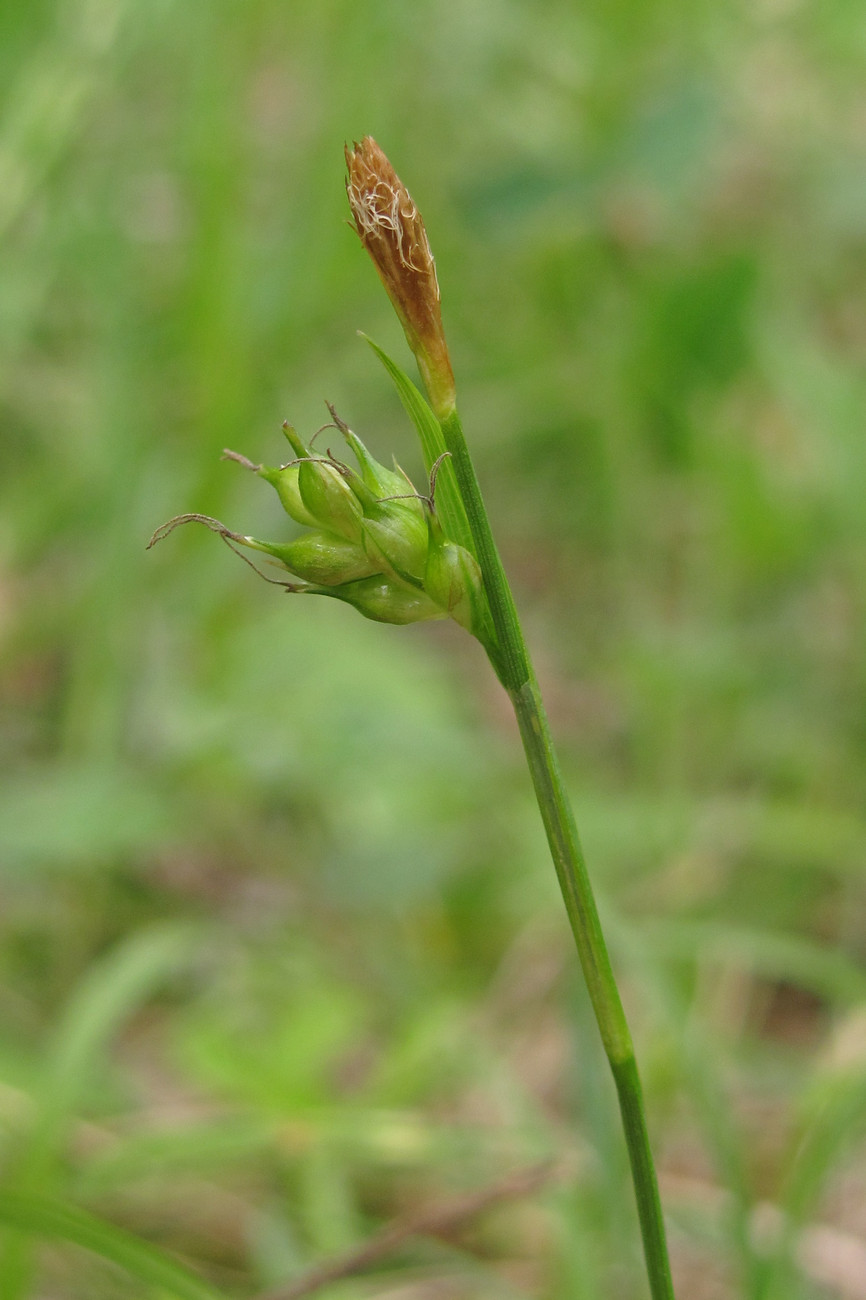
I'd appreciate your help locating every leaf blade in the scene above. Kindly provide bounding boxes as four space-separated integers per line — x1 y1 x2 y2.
0 1192 226 1300
361 335 474 558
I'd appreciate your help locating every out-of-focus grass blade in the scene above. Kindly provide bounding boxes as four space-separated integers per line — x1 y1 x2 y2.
643 919 866 1006
75 1117 277 1196
0 0 127 242
758 1068 866 1299
0 1191 226 1300
0 763 174 873
33 923 203 1169
2 923 205 1298
361 334 475 558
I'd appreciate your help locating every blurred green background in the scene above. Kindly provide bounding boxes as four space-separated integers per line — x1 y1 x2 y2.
2 0 866 1296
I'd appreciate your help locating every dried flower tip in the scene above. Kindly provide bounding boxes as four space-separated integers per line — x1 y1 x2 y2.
345 137 456 417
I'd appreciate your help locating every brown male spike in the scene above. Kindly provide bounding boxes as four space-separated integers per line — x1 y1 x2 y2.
345 137 456 418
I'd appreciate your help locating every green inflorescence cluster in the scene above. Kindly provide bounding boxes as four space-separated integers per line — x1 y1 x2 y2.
208 414 493 644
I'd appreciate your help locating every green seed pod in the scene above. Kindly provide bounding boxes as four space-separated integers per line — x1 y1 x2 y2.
358 496 429 585
300 462 363 543
332 436 427 585
281 424 363 544
424 511 493 642
222 448 320 529
240 530 378 586
257 463 318 528
337 414 413 501
313 574 444 625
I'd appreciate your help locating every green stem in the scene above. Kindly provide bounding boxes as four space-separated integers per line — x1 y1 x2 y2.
439 407 675 1300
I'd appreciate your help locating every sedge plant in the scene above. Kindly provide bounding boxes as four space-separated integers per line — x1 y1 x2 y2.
151 138 675 1299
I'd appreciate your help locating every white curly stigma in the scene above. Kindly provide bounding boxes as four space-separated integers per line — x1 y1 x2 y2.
348 176 434 278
